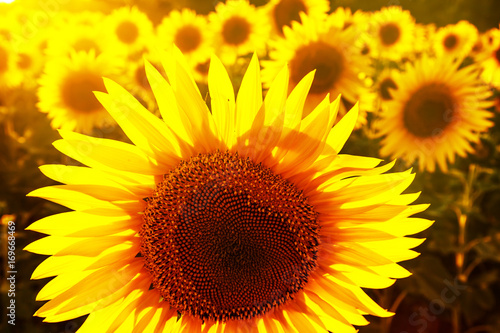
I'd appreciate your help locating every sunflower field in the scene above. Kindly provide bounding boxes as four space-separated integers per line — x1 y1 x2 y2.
1 0 500 332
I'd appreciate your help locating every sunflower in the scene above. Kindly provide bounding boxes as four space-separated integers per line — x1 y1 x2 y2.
262 13 373 123
412 23 436 56
432 20 478 60
377 56 493 172
375 68 399 104
0 37 22 87
191 56 211 84
327 8 374 63
0 86 15 117
104 6 154 55
328 6 369 32
26 46 431 332
156 8 213 65
12 41 46 88
37 51 123 133
45 12 117 59
368 6 418 61
476 26 500 89
209 0 270 64
0 10 15 41
123 50 166 111
263 0 329 36
55 9 105 27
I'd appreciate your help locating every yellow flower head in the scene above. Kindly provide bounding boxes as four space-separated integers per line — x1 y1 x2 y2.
104 6 155 55
433 20 478 60
475 26 500 89
11 41 46 88
191 57 212 84
368 6 418 61
45 11 117 59
37 51 123 133
0 9 16 42
26 46 431 332
157 8 213 65
263 0 329 36
262 13 373 123
375 68 400 104
377 56 494 172
328 6 369 32
123 49 166 111
0 38 22 88
209 0 270 63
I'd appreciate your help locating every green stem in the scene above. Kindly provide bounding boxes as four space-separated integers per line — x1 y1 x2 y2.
453 163 477 333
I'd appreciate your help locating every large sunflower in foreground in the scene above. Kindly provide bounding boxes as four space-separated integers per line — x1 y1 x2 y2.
377 56 493 172
37 51 123 133
262 13 373 123
26 47 431 332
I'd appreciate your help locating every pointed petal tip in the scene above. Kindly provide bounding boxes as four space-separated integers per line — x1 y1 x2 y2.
26 188 40 198
93 90 108 103
101 76 116 90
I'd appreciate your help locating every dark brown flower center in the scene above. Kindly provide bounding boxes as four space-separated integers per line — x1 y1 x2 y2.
175 25 202 53
116 20 139 44
472 40 483 53
443 34 458 50
17 53 32 70
73 38 101 54
379 23 401 46
403 83 457 138
134 65 149 90
0 29 10 41
140 151 319 322
273 0 307 33
61 71 106 113
290 42 345 94
222 16 251 46
379 77 397 100
0 46 8 74
195 59 210 76
135 61 162 90
495 47 500 64
361 44 370 55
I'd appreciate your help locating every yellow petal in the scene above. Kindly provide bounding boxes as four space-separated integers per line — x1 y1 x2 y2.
325 103 359 154
28 186 124 211
250 65 289 165
144 60 195 149
32 255 93 279
39 164 154 198
26 211 140 236
95 83 181 165
209 54 235 149
161 46 219 152
54 130 165 175
235 53 262 140
37 270 95 301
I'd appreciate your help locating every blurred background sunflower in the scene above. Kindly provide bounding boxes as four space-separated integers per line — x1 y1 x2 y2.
1 0 500 332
